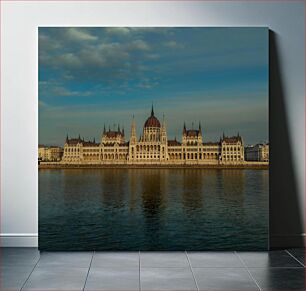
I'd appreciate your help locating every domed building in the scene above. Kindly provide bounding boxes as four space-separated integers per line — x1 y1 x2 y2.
129 105 168 163
62 105 246 165
142 105 161 142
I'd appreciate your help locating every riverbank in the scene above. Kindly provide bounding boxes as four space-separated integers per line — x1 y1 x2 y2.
39 162 269 170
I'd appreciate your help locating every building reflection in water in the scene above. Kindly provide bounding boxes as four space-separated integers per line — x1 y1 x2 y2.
98 169 126 208
220 169 245 201
139 169 167 244
39 168 269 250
181 169 204 213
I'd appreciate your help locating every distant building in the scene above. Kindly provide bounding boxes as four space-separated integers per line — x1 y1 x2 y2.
245 143 269 162
39 145 63 162
62 106 247 165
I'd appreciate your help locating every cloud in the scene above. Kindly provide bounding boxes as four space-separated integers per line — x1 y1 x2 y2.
164 41 185 49
105 27 131 35
129 39 150 51
39 33 153 85
52 86 92 97
39 33 62 51
39 80 93 98
65 28 98 42
38 27 268 146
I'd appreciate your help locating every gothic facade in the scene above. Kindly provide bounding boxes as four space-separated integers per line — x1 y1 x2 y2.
62 106 245 165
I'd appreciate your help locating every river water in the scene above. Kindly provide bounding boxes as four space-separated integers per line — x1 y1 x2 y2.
39 168 268 250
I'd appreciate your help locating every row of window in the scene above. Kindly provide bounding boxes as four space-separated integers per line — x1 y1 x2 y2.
135 145 162 151
223 147 242 151
169 153 219 160
222 155 242 160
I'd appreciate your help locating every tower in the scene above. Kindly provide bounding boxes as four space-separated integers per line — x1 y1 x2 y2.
160 114 168 161
129 115 137 162
130 115 137 144
198 122 203 144
161 114 167 143
182 122 187 145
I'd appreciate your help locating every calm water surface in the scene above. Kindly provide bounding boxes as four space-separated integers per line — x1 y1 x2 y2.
39 169 268 250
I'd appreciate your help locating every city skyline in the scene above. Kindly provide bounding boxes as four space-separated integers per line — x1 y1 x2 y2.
39 27 268 146
59 105 266 147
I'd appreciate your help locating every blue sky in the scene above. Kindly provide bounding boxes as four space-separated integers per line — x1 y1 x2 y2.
39 27 268 146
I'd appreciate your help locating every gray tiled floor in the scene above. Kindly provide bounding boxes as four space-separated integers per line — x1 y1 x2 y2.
0 248 305 290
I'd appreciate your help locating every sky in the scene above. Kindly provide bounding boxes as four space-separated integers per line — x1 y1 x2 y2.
39 27 268 146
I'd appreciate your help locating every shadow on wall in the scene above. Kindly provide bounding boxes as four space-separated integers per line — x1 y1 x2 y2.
269 30 303 249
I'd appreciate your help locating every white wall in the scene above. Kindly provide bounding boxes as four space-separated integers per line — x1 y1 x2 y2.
1 1 304 247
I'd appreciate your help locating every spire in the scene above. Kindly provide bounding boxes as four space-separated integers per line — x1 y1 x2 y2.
122 126 125 136
118 124 120 132
183 122 186 134
162 113 166 128
103 124 106 134
93 137 96 143
192 122 194 130
199 122 201 131
66 134 69 143
151 103 154 116
78 134 81 140
108 125 111 132
223 132 225 139
237 131 240 137
131 114 136 143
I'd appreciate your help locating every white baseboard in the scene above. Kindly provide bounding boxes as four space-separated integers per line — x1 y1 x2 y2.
0 233 305 248
0 233 38 247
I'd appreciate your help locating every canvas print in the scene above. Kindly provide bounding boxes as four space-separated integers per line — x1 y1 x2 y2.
39 27 269 250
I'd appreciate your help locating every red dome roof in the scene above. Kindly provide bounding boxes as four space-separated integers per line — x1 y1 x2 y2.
144 106 161 128
144 115 161 128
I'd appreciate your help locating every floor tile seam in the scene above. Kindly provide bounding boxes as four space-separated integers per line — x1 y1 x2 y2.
185 250 199 291
141 266 197 269
192 266 305 269
185 251 237 254
28 265 92 269
285 249 306 267
83 251 95 291
86 266 140 269
246 266 305 269
234 251 262 291
141 265 196 270
19 253 41 291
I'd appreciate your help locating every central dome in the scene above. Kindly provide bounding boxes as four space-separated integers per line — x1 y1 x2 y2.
144 106 161 128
